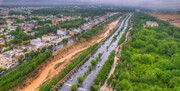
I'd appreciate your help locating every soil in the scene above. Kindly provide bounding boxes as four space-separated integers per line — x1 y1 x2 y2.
150 12 180 27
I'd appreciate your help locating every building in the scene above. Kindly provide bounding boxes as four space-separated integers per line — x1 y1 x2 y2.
30 38 42 45
72 28 82 34
0 51 19 69
146 21 159 27
8 26 17 31
52 20 59 25
0 38 4 45
5 35 14 41
42 35 58 42
57 30 67 36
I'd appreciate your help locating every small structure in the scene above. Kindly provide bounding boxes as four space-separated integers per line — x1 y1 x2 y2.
5 35 14 41
42 35 58 42
8 26 17 31
0 38 4 45
57 30 67 36
146 21 159 27
72 28 82 34
30 38 42 46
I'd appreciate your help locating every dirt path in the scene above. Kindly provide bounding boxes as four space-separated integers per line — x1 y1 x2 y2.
17 19 120 91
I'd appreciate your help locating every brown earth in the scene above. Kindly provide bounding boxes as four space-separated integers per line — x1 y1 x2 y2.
150 12 180 27
12 18 120 91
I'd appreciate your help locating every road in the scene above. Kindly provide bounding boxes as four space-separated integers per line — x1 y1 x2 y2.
59 14 132 91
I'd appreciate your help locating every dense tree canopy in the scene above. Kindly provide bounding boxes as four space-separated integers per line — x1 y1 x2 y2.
108 13 180 91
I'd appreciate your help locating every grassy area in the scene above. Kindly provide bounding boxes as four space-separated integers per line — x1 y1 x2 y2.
0 51 52 91
108 13 180 91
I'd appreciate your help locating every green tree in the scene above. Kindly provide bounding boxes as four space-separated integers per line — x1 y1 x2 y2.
77 76 84 84
71 84 77 91
116 79 131 91
91 60 97 66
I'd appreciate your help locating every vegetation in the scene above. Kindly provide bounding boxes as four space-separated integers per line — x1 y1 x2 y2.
9 26 31 44
39 43 99 91
91 50 115 91
32 7 106 17
108 13 180 91
0 51 52 91
76 52 103 87
32 25 58 38
60 19 85 29
71 84 77 91
9 11 27 15
0 68 5 73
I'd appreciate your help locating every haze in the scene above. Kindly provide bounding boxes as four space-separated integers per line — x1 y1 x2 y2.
0 0 180 9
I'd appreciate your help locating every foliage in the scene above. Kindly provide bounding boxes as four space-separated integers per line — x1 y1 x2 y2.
0 68 5 73
60 19 85 29
9 26 31 44
90 85 100 91
77 76 84 84
109 13 180 90
91 60 97 66
32 25 58 38
9 11 27 15
71 84 77 91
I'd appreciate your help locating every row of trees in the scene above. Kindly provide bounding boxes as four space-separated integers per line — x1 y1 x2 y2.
70 53 103 91
32 25 58 38
108 13 180 91
39 43 99 91
91 50 115 91
0 51 52 91
32 7 106 17
60 19 86 29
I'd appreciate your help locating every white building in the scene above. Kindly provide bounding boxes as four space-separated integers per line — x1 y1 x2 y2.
30 38 42 46
57 30 67 36
146 21 159 27
8 26 17 31
72 28 82 34
5 35 14 41
42 35 58 42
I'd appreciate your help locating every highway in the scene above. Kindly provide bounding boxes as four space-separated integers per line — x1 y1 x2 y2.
59 14 132 91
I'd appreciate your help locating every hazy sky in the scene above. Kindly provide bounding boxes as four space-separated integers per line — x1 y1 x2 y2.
0 0 180 9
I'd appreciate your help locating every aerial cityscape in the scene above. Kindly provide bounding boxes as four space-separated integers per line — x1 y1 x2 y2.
0 0 179 91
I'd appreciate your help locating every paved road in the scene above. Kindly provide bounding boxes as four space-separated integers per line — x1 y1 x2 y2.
59 14 132 91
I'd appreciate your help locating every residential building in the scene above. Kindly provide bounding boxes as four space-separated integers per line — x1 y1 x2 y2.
146 21 159 27
0 38 4 45
5 35 14 41
57 30 67 36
